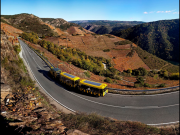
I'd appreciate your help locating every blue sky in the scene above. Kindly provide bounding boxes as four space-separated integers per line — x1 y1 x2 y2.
1 0 179 22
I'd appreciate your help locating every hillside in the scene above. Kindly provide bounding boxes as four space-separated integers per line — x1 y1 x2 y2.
1 13 178 74
111 19 179 62
41 18 91 35
1 18 179 135
70 20 144 34
1 13 57 37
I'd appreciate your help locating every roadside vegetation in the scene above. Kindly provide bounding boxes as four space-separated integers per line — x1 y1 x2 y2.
114 40 132 45
20 32 179 89
135 46 179 73
1 16 179 135
20 32 122 81
61 112 179 135
123 67 179 88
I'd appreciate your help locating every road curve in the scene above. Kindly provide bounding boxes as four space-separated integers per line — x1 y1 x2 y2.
18 39 179 125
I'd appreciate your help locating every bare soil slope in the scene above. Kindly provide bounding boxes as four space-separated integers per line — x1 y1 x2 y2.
45 34 149 71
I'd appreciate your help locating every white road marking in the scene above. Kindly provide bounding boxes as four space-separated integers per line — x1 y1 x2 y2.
147 121 179 126
64 90 179 109
20 40 179 109
107 90 179 96
22 41 42 69
18 39 179 126
32 57 42 69
19 40 75 112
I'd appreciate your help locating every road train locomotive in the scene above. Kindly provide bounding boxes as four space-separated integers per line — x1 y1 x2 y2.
49 67 108 97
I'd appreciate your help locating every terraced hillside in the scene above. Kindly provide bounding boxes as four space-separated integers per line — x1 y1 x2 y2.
2 13 178 74
45 33 150 72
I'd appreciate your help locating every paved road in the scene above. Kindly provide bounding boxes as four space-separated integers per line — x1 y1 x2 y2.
18 39 179 125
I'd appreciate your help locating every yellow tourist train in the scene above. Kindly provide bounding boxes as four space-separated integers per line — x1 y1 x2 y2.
49 67 108 97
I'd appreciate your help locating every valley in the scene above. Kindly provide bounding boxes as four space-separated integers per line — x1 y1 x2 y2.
1 13 179 89
1 12 179 135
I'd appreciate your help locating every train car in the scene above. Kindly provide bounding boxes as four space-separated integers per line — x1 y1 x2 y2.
59 72 80 88
49 67 62 79
78 79 108 97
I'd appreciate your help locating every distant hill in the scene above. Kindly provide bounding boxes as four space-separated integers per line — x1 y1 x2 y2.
111 19 179 62
41 18 84 31
1 13 57 36
70 20 144 34
1 13 178 73
1 14 90 37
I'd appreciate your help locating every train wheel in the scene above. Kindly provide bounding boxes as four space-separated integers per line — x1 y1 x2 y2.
84 89 86 93
87 90 88 94
98 93 100 97
91 91 93 95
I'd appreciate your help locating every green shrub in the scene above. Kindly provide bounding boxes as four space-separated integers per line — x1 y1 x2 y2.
135 76 145 85
104 77 112 83
35 49 41 53
144 83 151 87
132 67 147 76
114 40 132 45
13 45 21 54
84 71 91 78
134 83 143 88
103 49 110 52
158 83 165 87
138 67 147 76
170 73 179 80
1 57 8 66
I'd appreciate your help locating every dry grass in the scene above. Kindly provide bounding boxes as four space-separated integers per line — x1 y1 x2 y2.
60 112 179 135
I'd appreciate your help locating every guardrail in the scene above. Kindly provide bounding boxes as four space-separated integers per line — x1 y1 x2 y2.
31 47 54 68
108 85 179 92
20 39 54 69
19 38 179 93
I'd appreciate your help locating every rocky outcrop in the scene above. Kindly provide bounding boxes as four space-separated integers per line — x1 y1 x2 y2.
67 129 89 135
45 18 69 27
1 30 18 61
1 84 12 102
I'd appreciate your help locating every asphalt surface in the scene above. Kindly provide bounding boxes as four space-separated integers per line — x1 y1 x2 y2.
18 38 179 125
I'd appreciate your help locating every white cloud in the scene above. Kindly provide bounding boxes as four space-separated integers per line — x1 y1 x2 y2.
173 12 179 14
149 11 154 13
157 11 164 13
144 12 148 14
144 10 177 14
165 10 171 13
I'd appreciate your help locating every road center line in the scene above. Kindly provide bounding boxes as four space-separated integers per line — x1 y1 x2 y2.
21 41 43 69
64 90 179 109
19 40 76 113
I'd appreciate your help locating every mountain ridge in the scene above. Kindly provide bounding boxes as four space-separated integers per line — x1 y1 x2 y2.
110 19 179 62
70 20 145 34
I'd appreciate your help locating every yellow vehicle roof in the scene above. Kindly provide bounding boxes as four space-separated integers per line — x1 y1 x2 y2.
79 79 107 89
60 72 80 81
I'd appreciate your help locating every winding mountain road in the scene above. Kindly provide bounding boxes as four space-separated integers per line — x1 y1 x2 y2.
18 38 179 126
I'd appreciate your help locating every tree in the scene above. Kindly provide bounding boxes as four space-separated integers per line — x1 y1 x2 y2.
127 68 132 76
104 77 112 83
135 76 145 86
138 67 147 76
163 70 169 79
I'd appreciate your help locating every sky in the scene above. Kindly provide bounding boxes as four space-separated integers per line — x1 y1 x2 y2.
1 0 179 22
